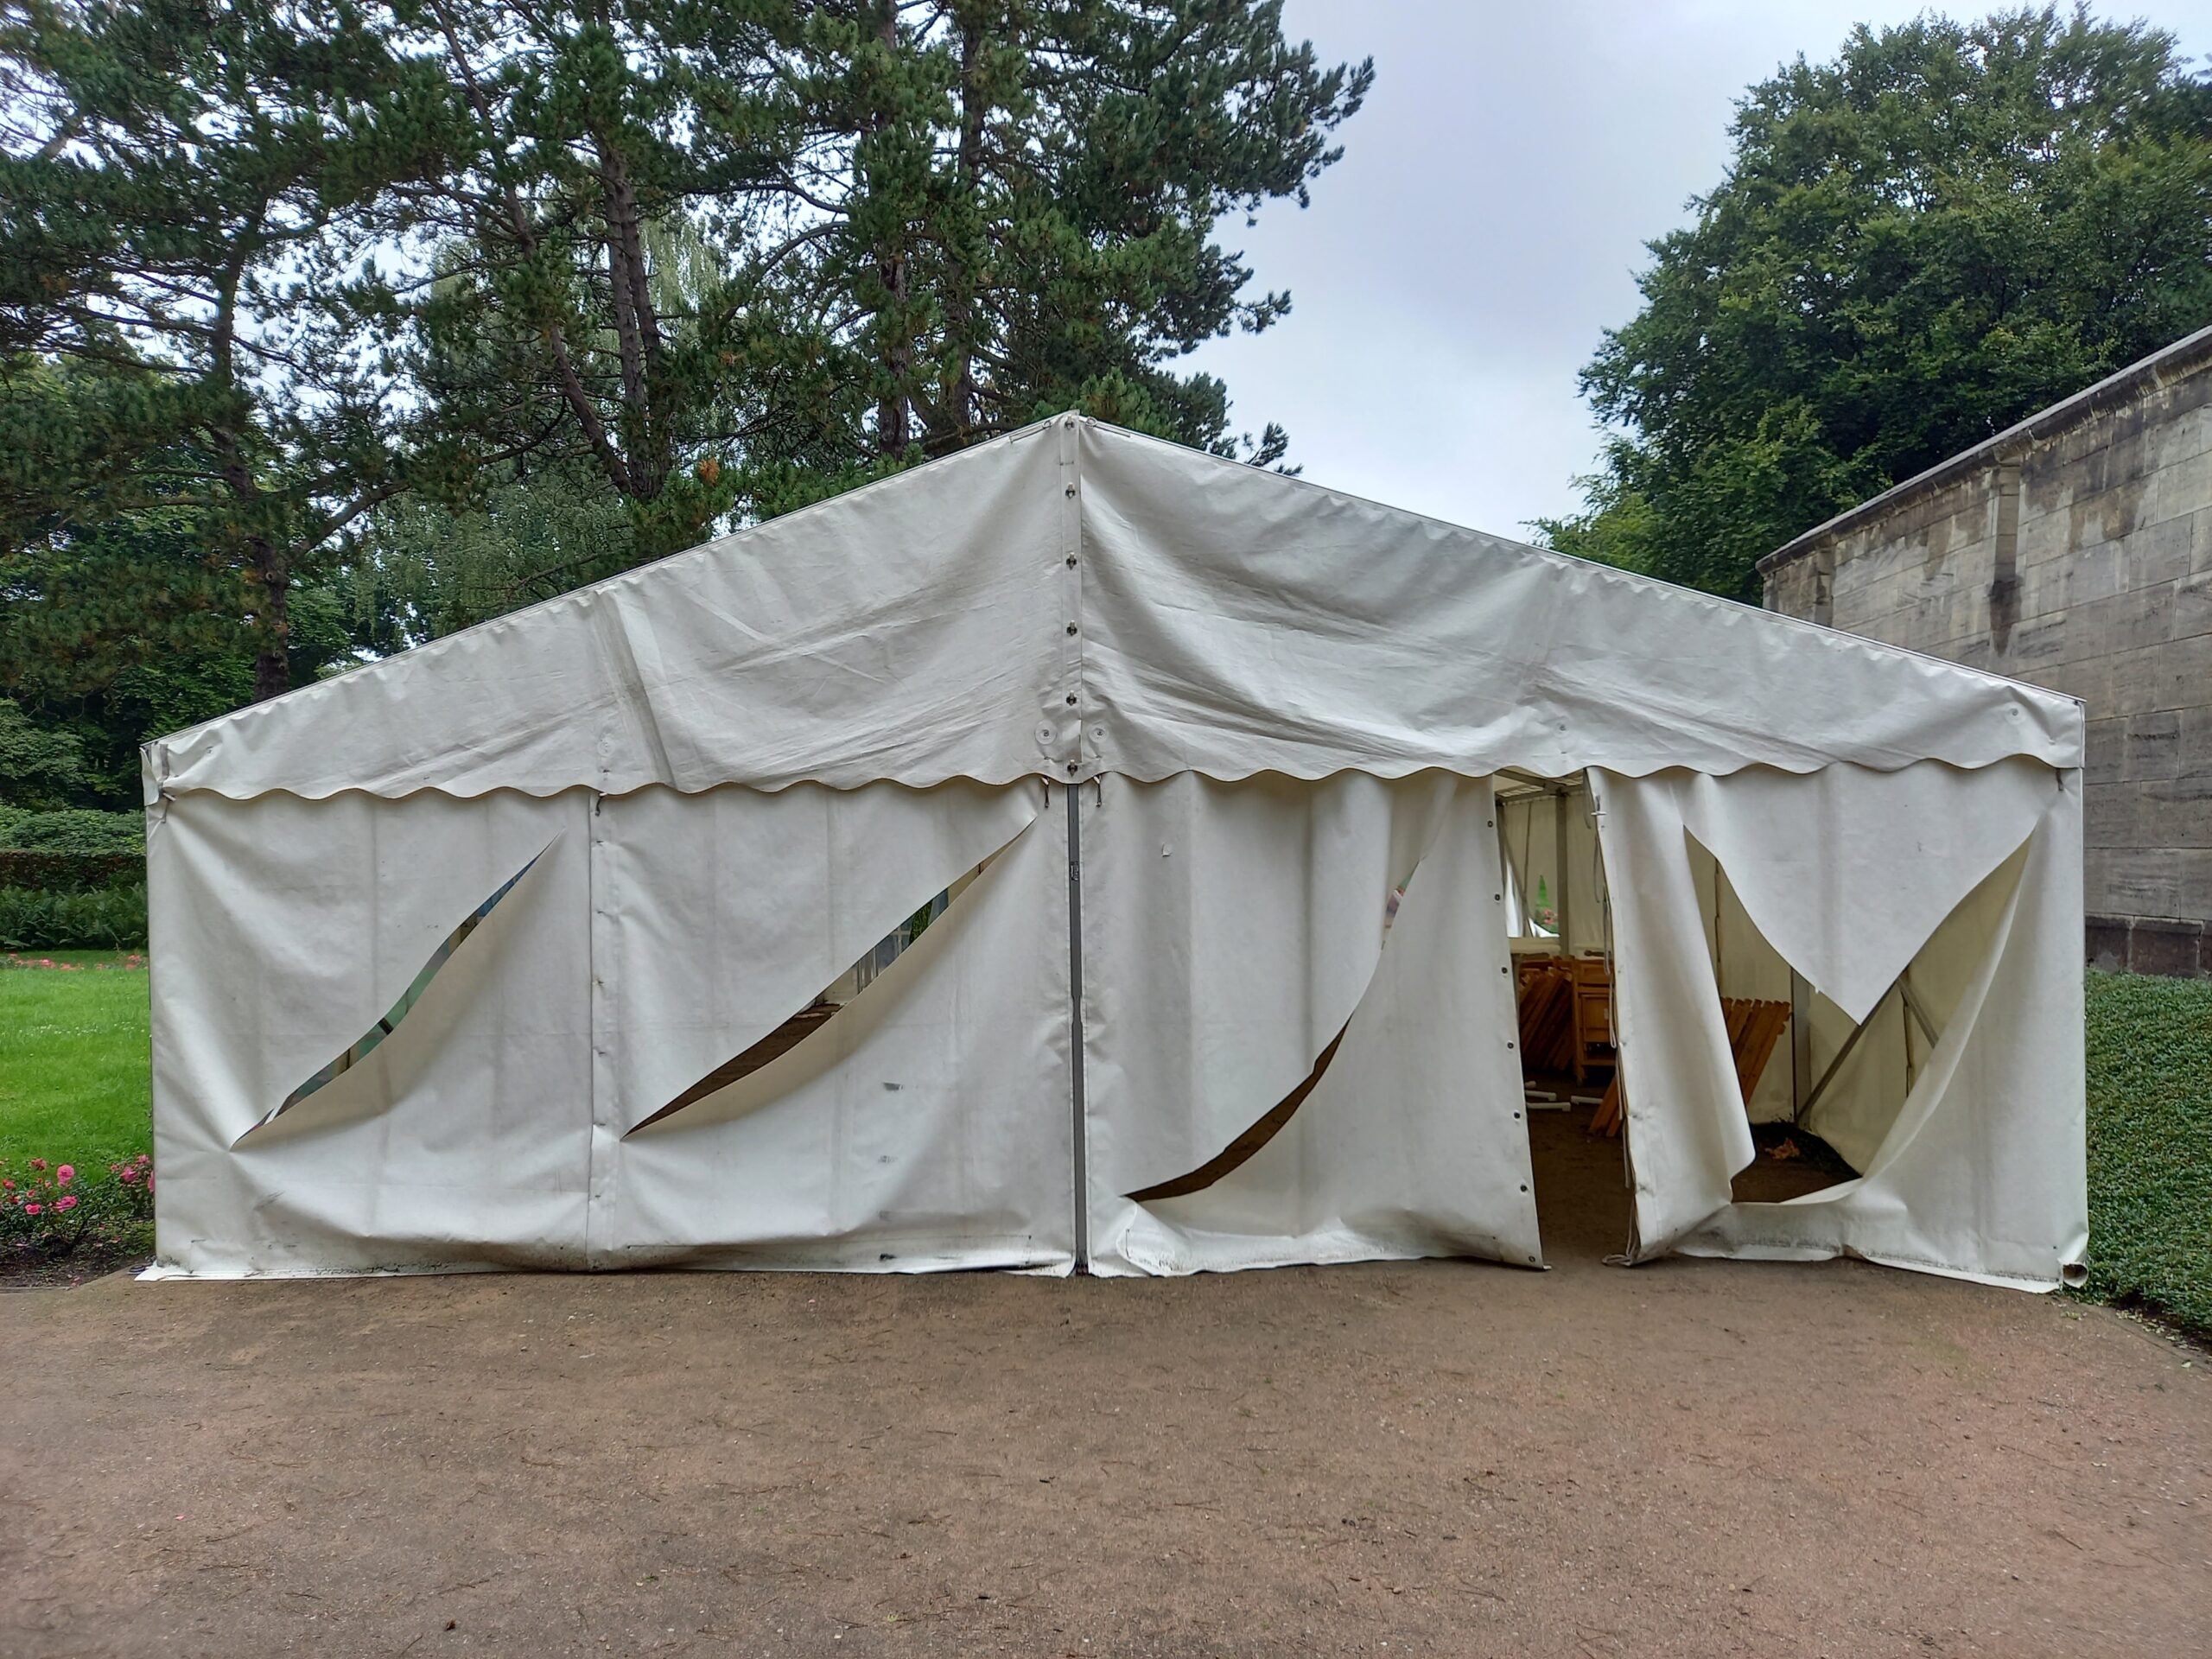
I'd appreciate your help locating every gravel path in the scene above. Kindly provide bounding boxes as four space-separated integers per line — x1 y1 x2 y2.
3 1114 2205 1657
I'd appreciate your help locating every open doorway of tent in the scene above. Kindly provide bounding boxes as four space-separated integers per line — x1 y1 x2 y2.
1495 770 1842 1261
1497 770 1634 1258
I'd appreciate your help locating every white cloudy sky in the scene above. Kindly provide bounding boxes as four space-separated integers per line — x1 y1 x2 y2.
1187 0 2212 538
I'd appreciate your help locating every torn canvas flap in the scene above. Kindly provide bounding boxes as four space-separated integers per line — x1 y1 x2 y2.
151 789 595 1274
1083 772 1536 1275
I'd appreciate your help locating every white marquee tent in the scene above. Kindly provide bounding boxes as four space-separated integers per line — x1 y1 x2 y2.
143 416 2088 1287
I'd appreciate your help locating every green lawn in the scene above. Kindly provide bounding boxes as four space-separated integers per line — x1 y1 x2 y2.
1 958 2206 1337
2083 969 2212 1340
0 954 152 1174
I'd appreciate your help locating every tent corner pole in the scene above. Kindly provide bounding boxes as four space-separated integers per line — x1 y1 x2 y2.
1553 784 1573 951
1065 780 1090 1272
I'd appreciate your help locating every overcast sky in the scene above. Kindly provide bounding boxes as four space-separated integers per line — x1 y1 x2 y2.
1187 0 2212 539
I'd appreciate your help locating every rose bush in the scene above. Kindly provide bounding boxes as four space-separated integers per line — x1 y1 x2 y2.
0 1154 155 1266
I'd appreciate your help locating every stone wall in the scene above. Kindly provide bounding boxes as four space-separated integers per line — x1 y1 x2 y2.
1761 334 2212 977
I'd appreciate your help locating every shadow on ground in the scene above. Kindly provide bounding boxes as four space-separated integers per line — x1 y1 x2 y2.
2 1108 2204 1657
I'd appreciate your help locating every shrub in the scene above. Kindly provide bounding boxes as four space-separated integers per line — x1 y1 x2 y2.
0 810 145 897
0 884 149 950
0 1154 155 1268
2084 970 2212 1341
0 808 144 853
0 851 143 892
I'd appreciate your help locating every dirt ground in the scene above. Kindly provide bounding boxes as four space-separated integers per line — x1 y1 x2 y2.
3 1110 2206 1659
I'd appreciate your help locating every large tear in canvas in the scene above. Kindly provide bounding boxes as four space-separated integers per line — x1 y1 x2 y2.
1593 761 2086 1287
1080 771 1539 1276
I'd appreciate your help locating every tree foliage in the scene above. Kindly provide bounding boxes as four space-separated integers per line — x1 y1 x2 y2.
2 0 1367 794
1549 6 2212 597
0 0 462 696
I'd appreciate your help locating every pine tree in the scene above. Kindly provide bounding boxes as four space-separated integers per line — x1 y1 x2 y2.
0 0 461 699
388 0 846 556
770 0 1370 467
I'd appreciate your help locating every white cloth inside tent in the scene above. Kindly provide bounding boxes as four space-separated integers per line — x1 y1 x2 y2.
1496 785 1606 955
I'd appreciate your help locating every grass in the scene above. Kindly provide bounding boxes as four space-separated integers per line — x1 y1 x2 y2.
0 953 152 1174
2082 969 2212 1341
0 957 2205 1337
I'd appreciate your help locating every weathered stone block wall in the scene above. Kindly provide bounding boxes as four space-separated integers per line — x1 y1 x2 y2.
1763 355 2212 976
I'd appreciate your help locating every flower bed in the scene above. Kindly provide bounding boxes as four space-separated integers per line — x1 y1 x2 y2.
1 1154 155 1277
3 951 147 971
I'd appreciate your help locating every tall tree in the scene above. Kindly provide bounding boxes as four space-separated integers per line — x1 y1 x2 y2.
766 0 1370 469
1546 6 2212 598
0 0 461 699
389 0 848 557
5 0 1367 700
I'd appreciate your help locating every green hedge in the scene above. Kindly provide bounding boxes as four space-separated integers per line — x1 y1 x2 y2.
0 810 146 916
0 850 143 892
0 885 148 950
2083 969 2212 1341
0 808 144 853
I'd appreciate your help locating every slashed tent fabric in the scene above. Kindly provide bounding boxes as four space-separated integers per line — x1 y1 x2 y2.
143 416 2088 1287
1592 760 2083 1287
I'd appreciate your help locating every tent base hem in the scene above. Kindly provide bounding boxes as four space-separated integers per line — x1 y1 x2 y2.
138 1242 1076 1281
1669 1236 2072 1294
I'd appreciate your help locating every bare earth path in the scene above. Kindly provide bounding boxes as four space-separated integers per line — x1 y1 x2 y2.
3 1116 2206 1659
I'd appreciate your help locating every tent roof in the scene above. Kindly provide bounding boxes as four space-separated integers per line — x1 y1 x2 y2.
145 416 2082 804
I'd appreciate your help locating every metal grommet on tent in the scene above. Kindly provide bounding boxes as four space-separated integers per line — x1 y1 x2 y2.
1066 623 1078 635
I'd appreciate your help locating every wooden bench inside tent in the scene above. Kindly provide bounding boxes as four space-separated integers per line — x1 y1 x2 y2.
1588 995 1792 1138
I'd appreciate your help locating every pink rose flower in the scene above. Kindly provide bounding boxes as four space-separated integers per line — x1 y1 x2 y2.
55 1195 76 1211
118 1166 136 1184
22 1203 40 1216
144 1173 156 1196
55 1166 73 1185
29 1158 45 1172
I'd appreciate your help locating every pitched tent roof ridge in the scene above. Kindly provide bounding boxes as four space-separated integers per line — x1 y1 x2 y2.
143 416 2082 805
143 414 1071 756
1090 417 2086 713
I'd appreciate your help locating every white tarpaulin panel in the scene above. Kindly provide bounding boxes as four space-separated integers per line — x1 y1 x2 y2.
149 790 596 1274
1662 759 2059 1023
589 780 1074 1272
1595 765 2086 1287
144 418 2076 806
1081 772 1540 1276
147 423 1081 802
1074 424 2078 785
149 783 1074 1276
